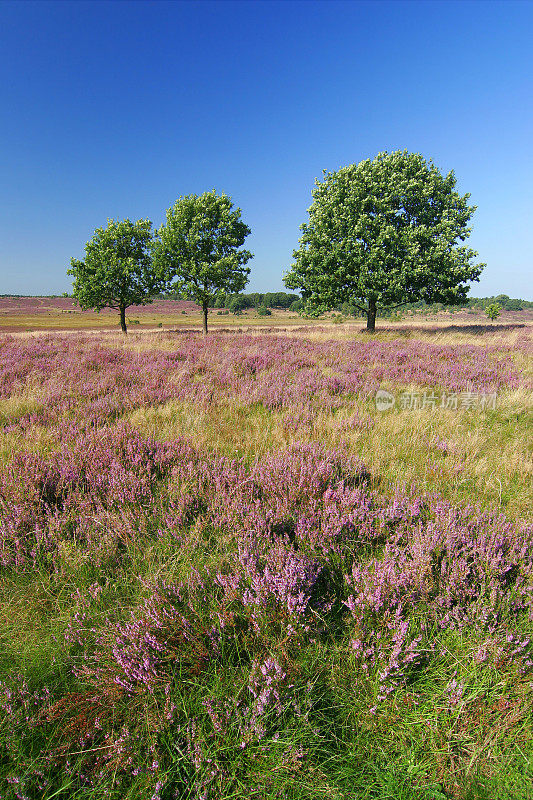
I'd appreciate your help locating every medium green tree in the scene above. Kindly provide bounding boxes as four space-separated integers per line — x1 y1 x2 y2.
154 191 253 334
68 218 166 334
284 150 485 331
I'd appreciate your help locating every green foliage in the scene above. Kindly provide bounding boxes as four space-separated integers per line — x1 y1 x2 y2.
154 190 253 332
68 218 165 333
262 292 300 309
502 298 524 311
284 150 485 330
256 305 272 317
228 295 247 315
475 294 525 311
485 302 502 322
216 292 301 311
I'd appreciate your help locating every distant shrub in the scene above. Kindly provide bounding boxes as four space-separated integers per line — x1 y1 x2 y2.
485 302 502 322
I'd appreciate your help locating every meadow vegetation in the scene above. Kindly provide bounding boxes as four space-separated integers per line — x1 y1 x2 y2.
0 320 531 799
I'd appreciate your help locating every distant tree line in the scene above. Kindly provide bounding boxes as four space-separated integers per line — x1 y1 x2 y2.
216 291 301 310
303 294 529 321
372 294 532 317
465 294 531 311
164 289 301 313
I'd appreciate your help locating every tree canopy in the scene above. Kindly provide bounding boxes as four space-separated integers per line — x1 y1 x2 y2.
154 191 252 333
68 218 166 333
284 150 485 331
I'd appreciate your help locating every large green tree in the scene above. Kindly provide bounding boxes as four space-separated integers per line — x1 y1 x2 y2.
284 151 485 331
154 190 253 334
68 218 166 334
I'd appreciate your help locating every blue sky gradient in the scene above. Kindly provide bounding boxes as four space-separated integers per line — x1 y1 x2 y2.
1 0 532 298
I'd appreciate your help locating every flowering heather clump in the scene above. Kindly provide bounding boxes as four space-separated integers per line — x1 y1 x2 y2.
0 424 198 570
245 656 289 739
213 540 330 643
344 503 533 707
76 578 218 696
239 543 324 619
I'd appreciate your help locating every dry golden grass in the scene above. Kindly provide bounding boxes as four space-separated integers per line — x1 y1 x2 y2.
0 308 306 333
0 393 44 426
127 386 532 522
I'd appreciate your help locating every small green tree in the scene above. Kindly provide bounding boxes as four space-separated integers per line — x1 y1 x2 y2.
154 191 253 334
68 218 164 334
284 150 484 332
485 302 501 322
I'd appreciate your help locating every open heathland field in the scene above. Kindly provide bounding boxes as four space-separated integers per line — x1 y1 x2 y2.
1 295 532 334
0 320 532 799
0 297 305 333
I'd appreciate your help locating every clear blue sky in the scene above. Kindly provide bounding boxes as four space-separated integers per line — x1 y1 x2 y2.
1 0 532 298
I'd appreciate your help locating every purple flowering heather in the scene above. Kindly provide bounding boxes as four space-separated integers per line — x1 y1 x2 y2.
0 331 528 434
0 327 531 796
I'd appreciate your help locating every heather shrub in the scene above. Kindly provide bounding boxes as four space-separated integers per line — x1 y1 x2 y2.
0 425 197 571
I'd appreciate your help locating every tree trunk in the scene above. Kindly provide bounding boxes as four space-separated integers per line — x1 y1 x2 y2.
119 305 127 334
202 302 208 336
366 299 377 332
